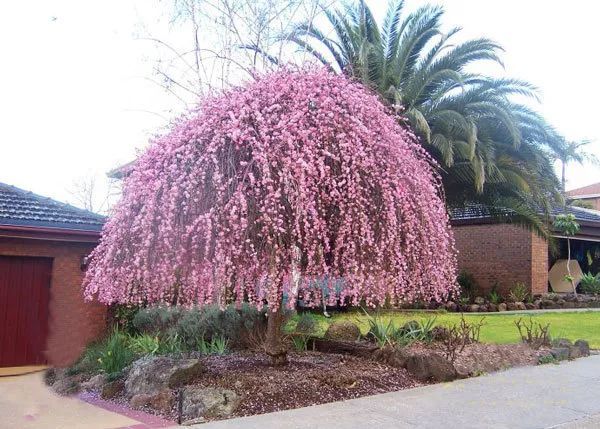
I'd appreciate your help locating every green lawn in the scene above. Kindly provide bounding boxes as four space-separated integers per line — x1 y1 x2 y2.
294 310 600 348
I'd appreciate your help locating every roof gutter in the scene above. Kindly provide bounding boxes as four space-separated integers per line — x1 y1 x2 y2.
0 224 101 243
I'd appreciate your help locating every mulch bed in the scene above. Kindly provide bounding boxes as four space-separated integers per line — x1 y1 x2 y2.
194 350 422 417
85 342 549 422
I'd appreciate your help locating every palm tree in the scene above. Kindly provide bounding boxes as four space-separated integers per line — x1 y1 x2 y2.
280 0 562 235
551 138 597 191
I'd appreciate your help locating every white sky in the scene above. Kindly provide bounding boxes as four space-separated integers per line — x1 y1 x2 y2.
1 0 599 209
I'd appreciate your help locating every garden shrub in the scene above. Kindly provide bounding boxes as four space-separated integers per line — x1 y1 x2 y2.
457 271 477 300
295 312 318 335
132 306 183 335
394 318 437 345
509 282 529 302
196 335 229 355
129 334 160 355
132 303 267 350
514 317 551 349
109 304 142 334
580 273 600 294
96 328 136 377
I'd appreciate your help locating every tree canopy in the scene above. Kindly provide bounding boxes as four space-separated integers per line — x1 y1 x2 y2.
284 0 562 234
84 69 457 311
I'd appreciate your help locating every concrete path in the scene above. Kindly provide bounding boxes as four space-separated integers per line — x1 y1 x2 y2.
0 372 173 429
196 355 600 429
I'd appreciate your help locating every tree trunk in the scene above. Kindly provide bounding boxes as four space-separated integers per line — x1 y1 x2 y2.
562 161 566 192
265 306 288 366
567 238 577 295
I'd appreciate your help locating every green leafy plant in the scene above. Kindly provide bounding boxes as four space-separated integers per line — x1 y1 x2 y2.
129 334 160 355
538 354 558 365
290 335 310 352
361 310 396 347
157 331 184 355
458 296 471 306
488 291 502 305
393 318 438 345
295 312 317 335
509 282 529 302
110 304 141 334
580 272 600 294
208 336 229 355
458 271 477 301
196 335 229 355
133 304 267 351
97 328 135 376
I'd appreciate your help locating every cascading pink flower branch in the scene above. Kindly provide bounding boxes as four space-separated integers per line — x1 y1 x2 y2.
84 68 458 310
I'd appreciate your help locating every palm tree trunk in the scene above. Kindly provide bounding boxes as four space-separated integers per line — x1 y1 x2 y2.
562 161 566 192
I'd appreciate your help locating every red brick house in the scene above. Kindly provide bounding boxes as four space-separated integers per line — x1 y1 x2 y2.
451 204 600 297
0 183 106 368
566 182 600 210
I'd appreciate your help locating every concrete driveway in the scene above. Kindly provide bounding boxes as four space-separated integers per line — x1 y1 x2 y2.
3 356 600 429
0 371 174 429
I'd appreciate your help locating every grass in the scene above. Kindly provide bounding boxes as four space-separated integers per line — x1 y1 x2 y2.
291 310 600 348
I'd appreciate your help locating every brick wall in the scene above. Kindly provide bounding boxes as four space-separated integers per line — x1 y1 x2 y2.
453 223 549 297
0 237 106 367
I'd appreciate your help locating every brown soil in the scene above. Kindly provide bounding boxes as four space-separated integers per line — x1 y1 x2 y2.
195 351 421 417
90 342 546 422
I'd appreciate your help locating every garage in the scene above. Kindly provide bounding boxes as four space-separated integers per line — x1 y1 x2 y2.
0 182 107 367
0 256 52 366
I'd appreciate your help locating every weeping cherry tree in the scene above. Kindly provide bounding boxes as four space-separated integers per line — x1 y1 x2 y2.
84 69 457 364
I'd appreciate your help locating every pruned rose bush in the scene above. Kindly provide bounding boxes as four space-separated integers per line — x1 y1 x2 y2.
84 68 457 362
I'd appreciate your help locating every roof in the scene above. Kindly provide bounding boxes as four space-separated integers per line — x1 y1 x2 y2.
449 203 600 225
0 182 105 232
107 161 136 179
566 182 600 198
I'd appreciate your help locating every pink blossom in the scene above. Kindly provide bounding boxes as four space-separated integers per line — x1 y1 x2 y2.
84 68 458 310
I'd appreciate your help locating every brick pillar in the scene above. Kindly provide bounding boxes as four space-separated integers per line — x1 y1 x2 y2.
453 223 549 296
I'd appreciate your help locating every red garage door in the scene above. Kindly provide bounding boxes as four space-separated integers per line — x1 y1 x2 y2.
0 256 52 367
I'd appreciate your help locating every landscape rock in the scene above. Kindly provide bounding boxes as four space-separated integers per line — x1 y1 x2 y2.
474 296 485 305
81 374 107 391
541 299 557 309
498 303 508 312
573 340 590 358
468 304 480 313
130 389 174 413
101 380 125 399
52 376 81 396
324 321 361 342
525 303 535 310
552 338 573 348
402 352 459 382
514 302 526 311
181 386 239 423
125 357 205 397
444 301 457 312
431 326 450 341
488 303 498 312
550 347 570 361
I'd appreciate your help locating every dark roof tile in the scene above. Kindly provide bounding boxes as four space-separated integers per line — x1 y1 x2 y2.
0 183 105 231
449 203 600 224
